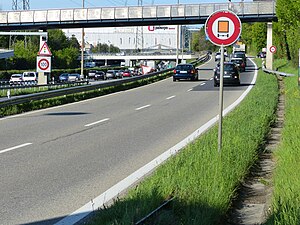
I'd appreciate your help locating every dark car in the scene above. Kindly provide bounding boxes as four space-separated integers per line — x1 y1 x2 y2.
94 71 106 80
232 52 247 66
58 73 69 83
257 51 266 58
173 64 199 81
214 62 240 87
230 58 246 72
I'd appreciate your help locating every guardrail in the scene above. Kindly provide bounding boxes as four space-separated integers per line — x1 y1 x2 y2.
0 54 209 109
262 65 295 77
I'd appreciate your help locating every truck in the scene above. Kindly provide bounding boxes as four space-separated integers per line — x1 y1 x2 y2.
233 42 246 53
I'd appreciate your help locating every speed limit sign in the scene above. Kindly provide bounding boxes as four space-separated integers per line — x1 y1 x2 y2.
37 56 51 72
269 45 277 54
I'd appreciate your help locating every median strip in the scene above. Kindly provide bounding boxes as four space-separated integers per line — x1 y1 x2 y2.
0 143 32 154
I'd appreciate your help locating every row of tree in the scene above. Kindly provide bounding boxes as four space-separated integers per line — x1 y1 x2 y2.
192 1 300 67
0 29 120 70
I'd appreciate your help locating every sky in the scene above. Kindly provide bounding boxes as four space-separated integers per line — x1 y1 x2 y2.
0 0 250 11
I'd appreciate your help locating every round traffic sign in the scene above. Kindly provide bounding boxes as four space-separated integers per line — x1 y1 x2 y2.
205 10 241 46
38 58 50 71
270 45 277 53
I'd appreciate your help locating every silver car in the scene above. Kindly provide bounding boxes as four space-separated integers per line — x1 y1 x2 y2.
106 70 118 79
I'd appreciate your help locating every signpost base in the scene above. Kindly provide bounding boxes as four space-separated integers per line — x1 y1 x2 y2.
38 72 47 85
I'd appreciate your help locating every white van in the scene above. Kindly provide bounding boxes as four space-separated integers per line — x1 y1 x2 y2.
22 72 38 84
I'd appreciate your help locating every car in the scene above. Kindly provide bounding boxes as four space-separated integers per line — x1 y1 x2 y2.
232 52 247 66
116 70 124 78
94 71 107 80
214 62 240 87
68 73 81 82
106 70 118 79
22 71 38 84
59 73 69 83
257 51 266 58
122 70 132 77
230 58 246 72
88 70 97 79
173 63 199 81
9 74 22 85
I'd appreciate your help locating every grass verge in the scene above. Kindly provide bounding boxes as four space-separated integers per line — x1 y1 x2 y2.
86 59 279 225
264 60 300 225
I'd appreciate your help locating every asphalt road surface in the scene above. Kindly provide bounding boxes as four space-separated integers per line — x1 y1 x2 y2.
0 57 257 224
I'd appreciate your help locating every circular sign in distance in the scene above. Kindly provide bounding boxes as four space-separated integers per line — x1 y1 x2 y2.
38 58 50 71
205 10 242 46
269 45 277 53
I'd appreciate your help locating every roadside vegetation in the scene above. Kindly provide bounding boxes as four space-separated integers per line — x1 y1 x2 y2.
86 60 279 225
264 60 300 225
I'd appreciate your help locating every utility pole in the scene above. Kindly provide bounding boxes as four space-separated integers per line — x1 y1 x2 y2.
81 0 85 79
12 0 29 10
176 0 180 65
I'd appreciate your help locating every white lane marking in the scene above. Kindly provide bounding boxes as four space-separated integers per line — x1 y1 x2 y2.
135 104 151 111
187 88 193 92
200 83 206 86
55 58 258 225
0 143 32 155
166 95 176 100
210 78 213 80
85 118 110 127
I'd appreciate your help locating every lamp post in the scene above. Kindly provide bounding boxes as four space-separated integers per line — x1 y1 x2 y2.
176 0 180 65
81 0 85 79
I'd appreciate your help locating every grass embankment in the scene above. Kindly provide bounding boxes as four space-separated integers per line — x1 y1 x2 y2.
87 60 279 225
264 60 300 225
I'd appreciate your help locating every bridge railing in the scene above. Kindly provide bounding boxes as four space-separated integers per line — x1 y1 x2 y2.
0 1 276 27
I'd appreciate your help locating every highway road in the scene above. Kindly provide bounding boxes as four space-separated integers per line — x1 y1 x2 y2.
0 57 257 224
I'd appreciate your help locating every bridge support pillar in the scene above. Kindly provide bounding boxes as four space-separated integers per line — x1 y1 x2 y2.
266 22 273 70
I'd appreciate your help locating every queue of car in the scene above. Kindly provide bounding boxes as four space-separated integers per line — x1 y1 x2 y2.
9 72 38 85
213 50 247 87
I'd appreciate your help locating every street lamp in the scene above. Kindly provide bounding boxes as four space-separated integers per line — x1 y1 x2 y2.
81 0 85 80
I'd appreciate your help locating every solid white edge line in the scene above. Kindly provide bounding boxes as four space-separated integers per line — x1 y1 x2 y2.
85 118 110 127
0 143 32 154
135 104 151 111
166 95 176 100
55 59 258 225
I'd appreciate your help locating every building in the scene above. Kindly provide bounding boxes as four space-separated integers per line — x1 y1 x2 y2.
64 25 180 52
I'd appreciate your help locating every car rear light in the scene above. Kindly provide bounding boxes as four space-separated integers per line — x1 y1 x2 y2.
173 69 176 74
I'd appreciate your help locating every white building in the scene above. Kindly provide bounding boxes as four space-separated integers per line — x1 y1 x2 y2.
63 25 180 51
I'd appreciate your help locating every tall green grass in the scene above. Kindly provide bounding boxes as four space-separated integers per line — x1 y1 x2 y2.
88 60 279 225
265 60 300 225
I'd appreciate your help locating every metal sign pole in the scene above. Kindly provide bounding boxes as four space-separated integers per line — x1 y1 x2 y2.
218 45 224 153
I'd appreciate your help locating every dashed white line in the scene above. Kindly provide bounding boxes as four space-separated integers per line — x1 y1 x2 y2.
166 95 176 100
200 83 206 86
187 88 193 92
135 104 151 111
0 143 32 155
210 78 213 80
85 118 110 127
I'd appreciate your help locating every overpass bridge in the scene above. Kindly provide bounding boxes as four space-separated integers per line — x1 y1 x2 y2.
0 1 276 31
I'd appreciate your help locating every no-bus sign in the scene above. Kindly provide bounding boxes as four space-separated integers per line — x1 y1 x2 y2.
37 56 51 73
205 10 242 46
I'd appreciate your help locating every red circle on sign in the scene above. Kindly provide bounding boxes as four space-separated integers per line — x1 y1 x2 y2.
38 58 49 71
270 45 276 53
205 10 241 46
